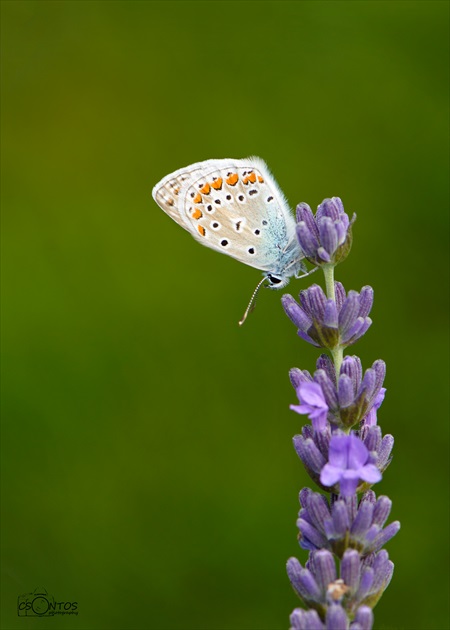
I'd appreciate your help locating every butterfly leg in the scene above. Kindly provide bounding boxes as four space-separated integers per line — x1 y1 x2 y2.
295 266 319 280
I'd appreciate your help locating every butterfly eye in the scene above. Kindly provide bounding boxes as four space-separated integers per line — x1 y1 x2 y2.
267 274 282 285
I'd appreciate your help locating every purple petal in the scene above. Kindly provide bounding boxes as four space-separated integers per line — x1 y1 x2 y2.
316 354 336 382
317 198 340 222
355 567 375 602
299 382 328 409
360 369 376 401
377 434 394 469
372 496 392 527
335 282 346 311
294 436 326 474
311 412 329 432
373 387 386 411
324 299 339 328
308 285 327 320
298 568 323 603
320 464 342 487
364 524 380 545
319 217 339 256
317 247 331 262
287 558 321 602
325 605 349 630
290 403 316 415
307 492 331 531
358 286 374 318
364 408 377 427
296 222 319 258
297 329 321 347
350 501 373 538
296 203 319 240
328 434 350 468
371 360 386 397
362 426 382 453
298 518 328 549
289 367 312 390
331 500 350 536
352 606 373 630
346 317 373 345
360 489 376 505
338 374 355 408
339 292 360 337
373 521 401 551
282 294 312 330
334 220 347 246
339 471 360 497
341 355 362 390
348 435 369 469
372 553 394 593
315 427 331 459
341 317 372 345
341 549 361 592
299 487 313 508
359 464 382 484
314 370 338 409
290 608 324 630
314 550 337 593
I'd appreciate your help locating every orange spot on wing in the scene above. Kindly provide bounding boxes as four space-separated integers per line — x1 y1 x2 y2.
226 173 239 186
192 208 202 220
242 176 250 185
193 193 202 204
248 172 256 183
257 175 264 183
211 177 223 190
200 183 211 194
198 225 206 236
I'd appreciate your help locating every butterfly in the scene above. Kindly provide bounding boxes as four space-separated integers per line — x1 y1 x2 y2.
152 157 311 324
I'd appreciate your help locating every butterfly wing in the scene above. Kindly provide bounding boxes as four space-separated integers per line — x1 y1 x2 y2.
152 157 301 273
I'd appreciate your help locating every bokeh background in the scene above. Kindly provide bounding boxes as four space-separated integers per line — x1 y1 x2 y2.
1 1 449 629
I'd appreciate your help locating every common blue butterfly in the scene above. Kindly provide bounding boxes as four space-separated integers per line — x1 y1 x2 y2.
152 157 310 323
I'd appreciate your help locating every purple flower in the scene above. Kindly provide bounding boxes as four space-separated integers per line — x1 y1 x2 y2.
290 354 386 429
290 604 374 630
320 435 382 496
291 382 329 431
296 197 355 266
287 548 393 616
292 424 393 491
282 283 373 349
296 488 400 556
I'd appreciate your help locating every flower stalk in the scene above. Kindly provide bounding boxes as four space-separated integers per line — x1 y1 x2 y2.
282 198 399 629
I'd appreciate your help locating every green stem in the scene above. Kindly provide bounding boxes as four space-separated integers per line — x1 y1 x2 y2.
323 264 336 302
331 345 344 382
323 264 349 431
323 264 344 381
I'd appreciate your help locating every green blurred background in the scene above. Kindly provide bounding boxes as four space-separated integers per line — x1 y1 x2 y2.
1 1 448 629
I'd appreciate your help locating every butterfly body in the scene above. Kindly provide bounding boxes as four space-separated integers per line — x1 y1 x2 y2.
152 157 306 289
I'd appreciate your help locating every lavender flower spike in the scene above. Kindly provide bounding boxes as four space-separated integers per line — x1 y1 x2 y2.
296 197 355 266
283 195 398 628
282 283 373 350
320 434 382 496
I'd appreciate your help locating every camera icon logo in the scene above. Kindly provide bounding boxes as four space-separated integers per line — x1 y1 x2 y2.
17 588 54 617
17 587 78 617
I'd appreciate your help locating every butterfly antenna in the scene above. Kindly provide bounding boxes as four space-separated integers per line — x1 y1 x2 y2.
238 276 268 326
